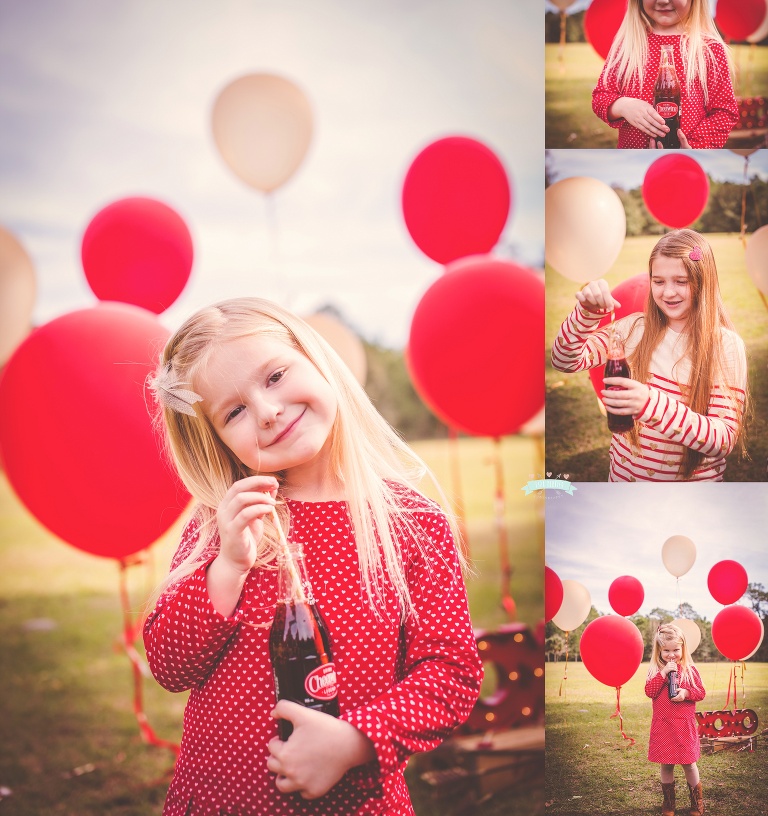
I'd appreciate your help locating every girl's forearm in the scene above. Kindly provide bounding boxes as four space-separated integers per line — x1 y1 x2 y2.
206 555 250 617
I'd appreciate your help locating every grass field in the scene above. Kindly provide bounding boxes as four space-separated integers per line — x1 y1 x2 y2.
545 43 768 149
0 434 543 815
545 233 768 482
545 661 768 816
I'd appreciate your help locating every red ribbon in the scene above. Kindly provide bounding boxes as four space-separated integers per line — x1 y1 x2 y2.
558 631 570 699
610 685 636 746
118 558 180 756
492 437 515 620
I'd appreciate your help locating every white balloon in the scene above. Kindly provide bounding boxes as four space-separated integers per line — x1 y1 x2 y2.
211 73 313 193
661 534 696 578
303 312 367 385
748 3 768 43
552 579 592 632
672 618 702 654
545 177 626 283
743 617 765 661
745 224 768 297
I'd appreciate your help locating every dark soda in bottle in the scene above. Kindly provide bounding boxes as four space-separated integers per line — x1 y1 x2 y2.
269 541 339 740
605 325 635 434
653 44 681 149
668 668 679 699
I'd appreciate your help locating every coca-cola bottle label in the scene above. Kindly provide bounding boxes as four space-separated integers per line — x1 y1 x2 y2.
305 663 338 701
655 101 679 118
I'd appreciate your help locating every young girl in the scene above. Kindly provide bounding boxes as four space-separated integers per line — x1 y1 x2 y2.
645 623 706 816
143 297 483 815
592 0 738 149
551 229 748 481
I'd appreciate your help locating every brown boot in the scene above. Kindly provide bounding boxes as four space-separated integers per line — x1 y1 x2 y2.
688 782 704 815
661 782 675 816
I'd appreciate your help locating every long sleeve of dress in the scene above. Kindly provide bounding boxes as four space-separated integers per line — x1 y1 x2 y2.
144 518 250 694
678 665 706 703
686 41 739 149
339 510 483 777
645 671 667 699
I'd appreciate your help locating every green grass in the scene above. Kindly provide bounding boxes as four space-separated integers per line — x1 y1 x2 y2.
545 233 768 481
545 43 768 149
0 434 543 815
545 661 768 816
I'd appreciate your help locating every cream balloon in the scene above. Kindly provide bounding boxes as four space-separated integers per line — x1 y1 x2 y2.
303 312 367 385
0 226 36 366
545 176 626 283
551 579 592 632
745 224 768 296
661 535 696 578
729 148 760 157
550 0 577 9
748 4 768 43
211 73 313 193
672 618 702 654
743 617 764 660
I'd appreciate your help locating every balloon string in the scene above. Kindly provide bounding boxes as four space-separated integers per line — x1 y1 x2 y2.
447 426 469 561
724 662 734 709
492 436 514 619
740 156 748 248
740 661 746 709
758 290 768 314
264 192 289 308
558 11 566 74
559 631 570 700
118 559 180 756
610 685 635 745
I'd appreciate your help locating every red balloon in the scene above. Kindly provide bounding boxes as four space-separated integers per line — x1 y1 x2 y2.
715 0 767 41
712 605 763 661
708 560 749 605
545 566 564 623
82 197 193 314
642 155 710 228
407 256 544 437
608 575 645 617
588 272 650 399
584 0 629 60
580 615 644 688
0 303 189 559
401 136 511 265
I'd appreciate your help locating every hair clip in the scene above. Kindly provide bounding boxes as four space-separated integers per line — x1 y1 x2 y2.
688 246 702 261
152 364 203 417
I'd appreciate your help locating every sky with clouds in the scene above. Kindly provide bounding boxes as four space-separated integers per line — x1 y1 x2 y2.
545 481 767 623
0 0 543 349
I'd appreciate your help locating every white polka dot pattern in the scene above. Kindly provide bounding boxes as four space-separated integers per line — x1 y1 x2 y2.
144 494 483 815
592 33 738 148
645 666 706 764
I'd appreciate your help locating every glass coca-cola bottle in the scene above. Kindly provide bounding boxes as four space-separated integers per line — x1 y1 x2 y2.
269 541 339 740
653 43 682 149
604 325 635 434
668 667 679 699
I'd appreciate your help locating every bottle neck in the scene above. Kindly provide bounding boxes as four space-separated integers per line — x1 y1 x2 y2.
277 543 315 604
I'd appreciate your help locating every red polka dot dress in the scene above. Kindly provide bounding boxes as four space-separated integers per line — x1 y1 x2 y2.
644 666 706 764
144 495 483 815
592 33 738 148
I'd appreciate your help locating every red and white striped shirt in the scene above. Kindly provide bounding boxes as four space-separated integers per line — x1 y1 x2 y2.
551 306 747 482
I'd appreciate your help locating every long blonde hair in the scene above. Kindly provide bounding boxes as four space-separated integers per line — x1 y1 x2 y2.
604 0 732 104
647 622 695 684
626 229 748 479
148 297 463 620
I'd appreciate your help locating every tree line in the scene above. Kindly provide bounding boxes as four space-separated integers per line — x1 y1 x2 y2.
545 582 768 663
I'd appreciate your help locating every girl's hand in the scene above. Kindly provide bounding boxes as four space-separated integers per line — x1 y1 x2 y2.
216 475 279 574
610 97 668 138
650 130 691 149
670 688 688 702
602 378 650 416
660 660 678 678
267 701 376 799
575 280 622 314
